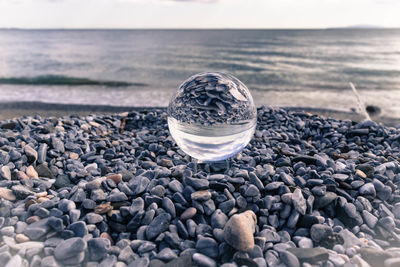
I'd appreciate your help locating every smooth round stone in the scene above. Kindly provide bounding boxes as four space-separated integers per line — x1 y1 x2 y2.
280 250 300 267
87 238 111 261
359 183 376 197
362 210 378 229
193 253 217 267
195 237 219 259
181 208 197 220
162 197 176 218
86 213 103 224
298 237 313 248
211 209 228 229
224 210 257 252
15 234 30 243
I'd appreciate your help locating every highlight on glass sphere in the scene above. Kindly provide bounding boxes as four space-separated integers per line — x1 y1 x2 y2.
167 72 257 162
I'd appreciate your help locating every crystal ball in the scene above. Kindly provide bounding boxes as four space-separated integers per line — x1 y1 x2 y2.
167 72 257 162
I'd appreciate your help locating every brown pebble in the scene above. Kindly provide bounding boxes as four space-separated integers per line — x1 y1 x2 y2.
26 216 41 224
355 169 367 179
159 158 173 168
100 232 114 245
0 188 16 201
107 174 122 184
81 124 90 131
181 207 197 220
36 192 47 198
37 197 49 203
69 152 79 160
89 121 100 128
223 210 257 252
95 202 113 214
26 166 38 178
15 234 30 243
17 171 30 180
112 141 119 146
25 199 37 209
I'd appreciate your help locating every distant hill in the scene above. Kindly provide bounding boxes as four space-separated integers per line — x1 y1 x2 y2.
328 25 384 29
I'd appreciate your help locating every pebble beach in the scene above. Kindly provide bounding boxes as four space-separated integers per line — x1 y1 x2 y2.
1 107 400 267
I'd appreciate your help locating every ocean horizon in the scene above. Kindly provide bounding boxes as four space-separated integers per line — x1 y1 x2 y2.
0 28 399 118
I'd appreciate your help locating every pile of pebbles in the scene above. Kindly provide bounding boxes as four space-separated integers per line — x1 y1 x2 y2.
1 107 400 267
167 72 256 125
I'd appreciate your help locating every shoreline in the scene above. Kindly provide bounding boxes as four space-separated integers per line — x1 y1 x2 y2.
1 101 399 127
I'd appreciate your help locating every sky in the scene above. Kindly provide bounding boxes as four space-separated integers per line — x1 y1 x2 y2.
0 0 399 29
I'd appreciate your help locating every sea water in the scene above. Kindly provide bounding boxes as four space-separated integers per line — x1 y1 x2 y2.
168 117 257 162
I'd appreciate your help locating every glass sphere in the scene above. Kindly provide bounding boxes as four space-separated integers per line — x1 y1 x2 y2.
167 72 257 162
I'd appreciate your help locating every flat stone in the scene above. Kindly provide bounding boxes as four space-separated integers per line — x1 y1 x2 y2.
146 213 171 240
362 210 378 228
164 254 192 267
23 218 51 240
0 188 16 201
12 184 35 199
310 224 333 243
280 250 300 267
196 237 219 258
223 210 257 252
185 177 209 190
54 175 71 189
384 258 400 267
86 213 103 224
156 247 177 261
54 237 87 261
314 192 337 209
191 190 212 201
2 235 44 251
87 238 111 261
128 176 150 195
193 253 217 267
360 248 393 267
287 247 328 264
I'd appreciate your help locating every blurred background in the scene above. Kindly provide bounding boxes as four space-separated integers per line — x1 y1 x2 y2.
0 0 399 123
